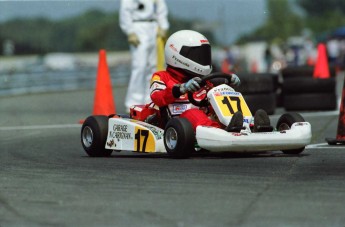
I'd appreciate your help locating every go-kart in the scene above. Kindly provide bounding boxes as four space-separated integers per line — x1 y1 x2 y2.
81 72 312 158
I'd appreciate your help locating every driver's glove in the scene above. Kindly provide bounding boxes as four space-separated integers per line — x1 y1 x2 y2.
128 33 140 47
180 77 202 94
230 74 241 87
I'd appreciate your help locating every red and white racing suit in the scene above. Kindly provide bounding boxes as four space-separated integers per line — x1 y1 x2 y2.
150 66 221 131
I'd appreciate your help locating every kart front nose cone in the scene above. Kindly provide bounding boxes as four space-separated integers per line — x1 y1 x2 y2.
82 126 94 148
165 127 178 150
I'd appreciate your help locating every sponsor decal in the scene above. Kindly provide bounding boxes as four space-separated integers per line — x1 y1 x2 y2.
109 124 133 140
195 89 206 97
213 87 235 92
173 104 188 113
145 125 163 139
169 44 178 52
107 139 115 147
295 122 307 126
200 39 209 44
135 121 163 139
150 81 166 92
231 133 242 136
213 89 240 96
193 66 203 73
172 55 189 67
220 91 240 96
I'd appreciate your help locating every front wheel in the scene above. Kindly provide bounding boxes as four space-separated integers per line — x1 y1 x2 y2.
164 118 195 158
81 115 112 157
276 113 306 154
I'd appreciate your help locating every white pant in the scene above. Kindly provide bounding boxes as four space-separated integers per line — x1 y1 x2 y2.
125 22 157 110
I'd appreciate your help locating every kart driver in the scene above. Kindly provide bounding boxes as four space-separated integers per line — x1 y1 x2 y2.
149 30 244 132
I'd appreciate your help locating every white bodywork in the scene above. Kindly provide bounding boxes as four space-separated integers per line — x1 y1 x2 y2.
105 118 166 153
196 122 312 152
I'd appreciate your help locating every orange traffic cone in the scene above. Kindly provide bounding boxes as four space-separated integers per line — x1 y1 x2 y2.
79 49 116 124
221 59 231 74
93 49 116 115
326 78 345 145
313 43 330 79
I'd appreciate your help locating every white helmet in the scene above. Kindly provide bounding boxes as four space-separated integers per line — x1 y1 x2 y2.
165 30 212 76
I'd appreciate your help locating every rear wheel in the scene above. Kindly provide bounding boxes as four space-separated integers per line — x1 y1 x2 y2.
164 118 195 158
81 115 112 157
276 113 305 154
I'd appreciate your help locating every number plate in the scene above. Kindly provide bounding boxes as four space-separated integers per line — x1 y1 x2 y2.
208 84 252 127
214 93 251 117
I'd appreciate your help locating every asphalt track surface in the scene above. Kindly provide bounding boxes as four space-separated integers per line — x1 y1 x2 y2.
1 84 345 227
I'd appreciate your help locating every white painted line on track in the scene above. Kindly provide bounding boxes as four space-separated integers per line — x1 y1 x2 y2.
0 124 81 131
306 142 345 149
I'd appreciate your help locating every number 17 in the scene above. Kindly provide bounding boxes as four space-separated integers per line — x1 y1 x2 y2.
221 96 242 114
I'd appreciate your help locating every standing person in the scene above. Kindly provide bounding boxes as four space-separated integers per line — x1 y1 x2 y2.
264 44 272 72
119 0 169 110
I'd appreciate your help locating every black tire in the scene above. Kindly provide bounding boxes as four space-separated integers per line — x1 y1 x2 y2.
237 73 275 94
281 65 314 78
283 93 337 111
276 113 306 154
81 115 112 157
282 77 336 94
281 65 336 78
243 93 276 115
164 118 195 158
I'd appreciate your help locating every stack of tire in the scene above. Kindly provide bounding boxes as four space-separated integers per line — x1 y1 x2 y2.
281 65 337 111
237 73 279 115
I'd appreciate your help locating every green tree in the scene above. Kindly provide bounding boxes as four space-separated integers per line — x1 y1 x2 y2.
299 0 345 16
0 9 205 55
237 0 303 44
298 0 345 36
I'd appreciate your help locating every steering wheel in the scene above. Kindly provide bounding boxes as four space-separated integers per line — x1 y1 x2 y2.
188 72 233 107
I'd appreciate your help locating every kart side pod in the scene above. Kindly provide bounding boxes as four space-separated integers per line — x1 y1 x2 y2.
105 118 165 153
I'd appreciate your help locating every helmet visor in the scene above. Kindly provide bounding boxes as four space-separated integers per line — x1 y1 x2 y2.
180 44 211 66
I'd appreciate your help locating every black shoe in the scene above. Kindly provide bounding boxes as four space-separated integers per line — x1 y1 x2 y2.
253 109 273 132
226 111 244 132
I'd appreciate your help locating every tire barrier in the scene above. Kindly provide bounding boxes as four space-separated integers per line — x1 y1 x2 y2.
283 93 337 111
282 77 336 94
237 73 278 115
281 65 336 79
281 65 337 111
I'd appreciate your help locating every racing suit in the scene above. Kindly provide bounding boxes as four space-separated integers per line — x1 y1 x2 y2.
120 0 169 110
150 66 221 131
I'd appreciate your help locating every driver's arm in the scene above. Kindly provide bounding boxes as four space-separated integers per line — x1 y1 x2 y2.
150 74 177 107
172 77 201 98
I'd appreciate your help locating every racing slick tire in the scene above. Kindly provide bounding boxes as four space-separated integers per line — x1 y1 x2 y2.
81 115 112 157
283 93 337 111
164 118 195 158
276 113 306 154
282 77 335 94
281 65 336 78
